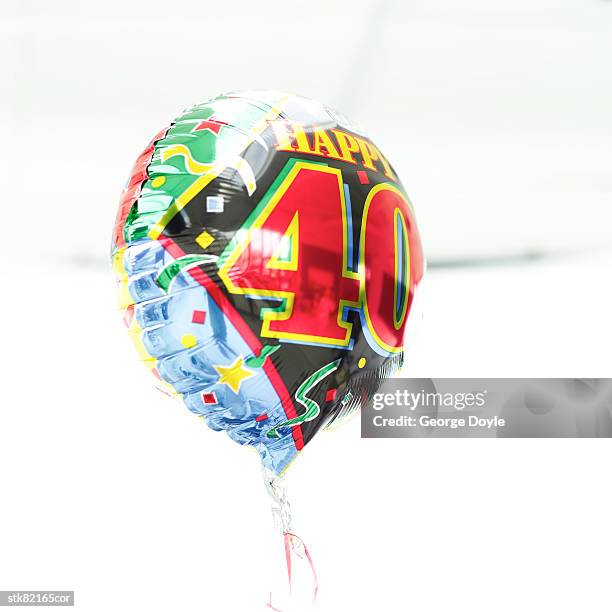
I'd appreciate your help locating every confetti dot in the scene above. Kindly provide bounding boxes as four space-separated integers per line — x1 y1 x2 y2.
201 391 217 405
122 303 135 328
326 388 338 402
358 357 366 368
152 176 166 188
195 230 214 250
192 310 206 325
181 334 197 348
255 413 269 422
206 195 224 213
356 170 370 184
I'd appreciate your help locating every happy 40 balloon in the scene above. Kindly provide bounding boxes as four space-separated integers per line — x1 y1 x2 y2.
112 90 424 474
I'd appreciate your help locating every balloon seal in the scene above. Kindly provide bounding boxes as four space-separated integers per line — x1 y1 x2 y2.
263 467 293 533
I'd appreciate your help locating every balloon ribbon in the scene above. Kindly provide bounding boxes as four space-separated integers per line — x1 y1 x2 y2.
284 531 319 602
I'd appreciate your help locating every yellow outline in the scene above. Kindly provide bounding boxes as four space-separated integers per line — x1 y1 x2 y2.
112 247 134 310
218 161 361 348
266 211 299 271
360 183 412 354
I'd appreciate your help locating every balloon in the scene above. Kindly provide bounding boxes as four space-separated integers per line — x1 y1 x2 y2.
111 90 424 474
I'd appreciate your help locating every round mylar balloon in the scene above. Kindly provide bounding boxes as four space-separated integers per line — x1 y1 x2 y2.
112 90 424 474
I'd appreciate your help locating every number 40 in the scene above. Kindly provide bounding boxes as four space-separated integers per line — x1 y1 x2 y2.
218 160 423 355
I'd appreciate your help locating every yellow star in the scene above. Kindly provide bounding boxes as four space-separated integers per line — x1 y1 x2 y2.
213 357 254 394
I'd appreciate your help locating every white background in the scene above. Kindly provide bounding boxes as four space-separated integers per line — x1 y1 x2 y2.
1 0 611 610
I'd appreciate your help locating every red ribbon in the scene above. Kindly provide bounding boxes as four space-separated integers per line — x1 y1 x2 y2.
267 531 318 611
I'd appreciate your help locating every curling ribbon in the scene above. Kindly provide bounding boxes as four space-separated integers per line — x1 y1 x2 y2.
264 469 318 611
283 532 319 603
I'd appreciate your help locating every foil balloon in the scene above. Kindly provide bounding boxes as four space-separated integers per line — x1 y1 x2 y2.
111 90 424 475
